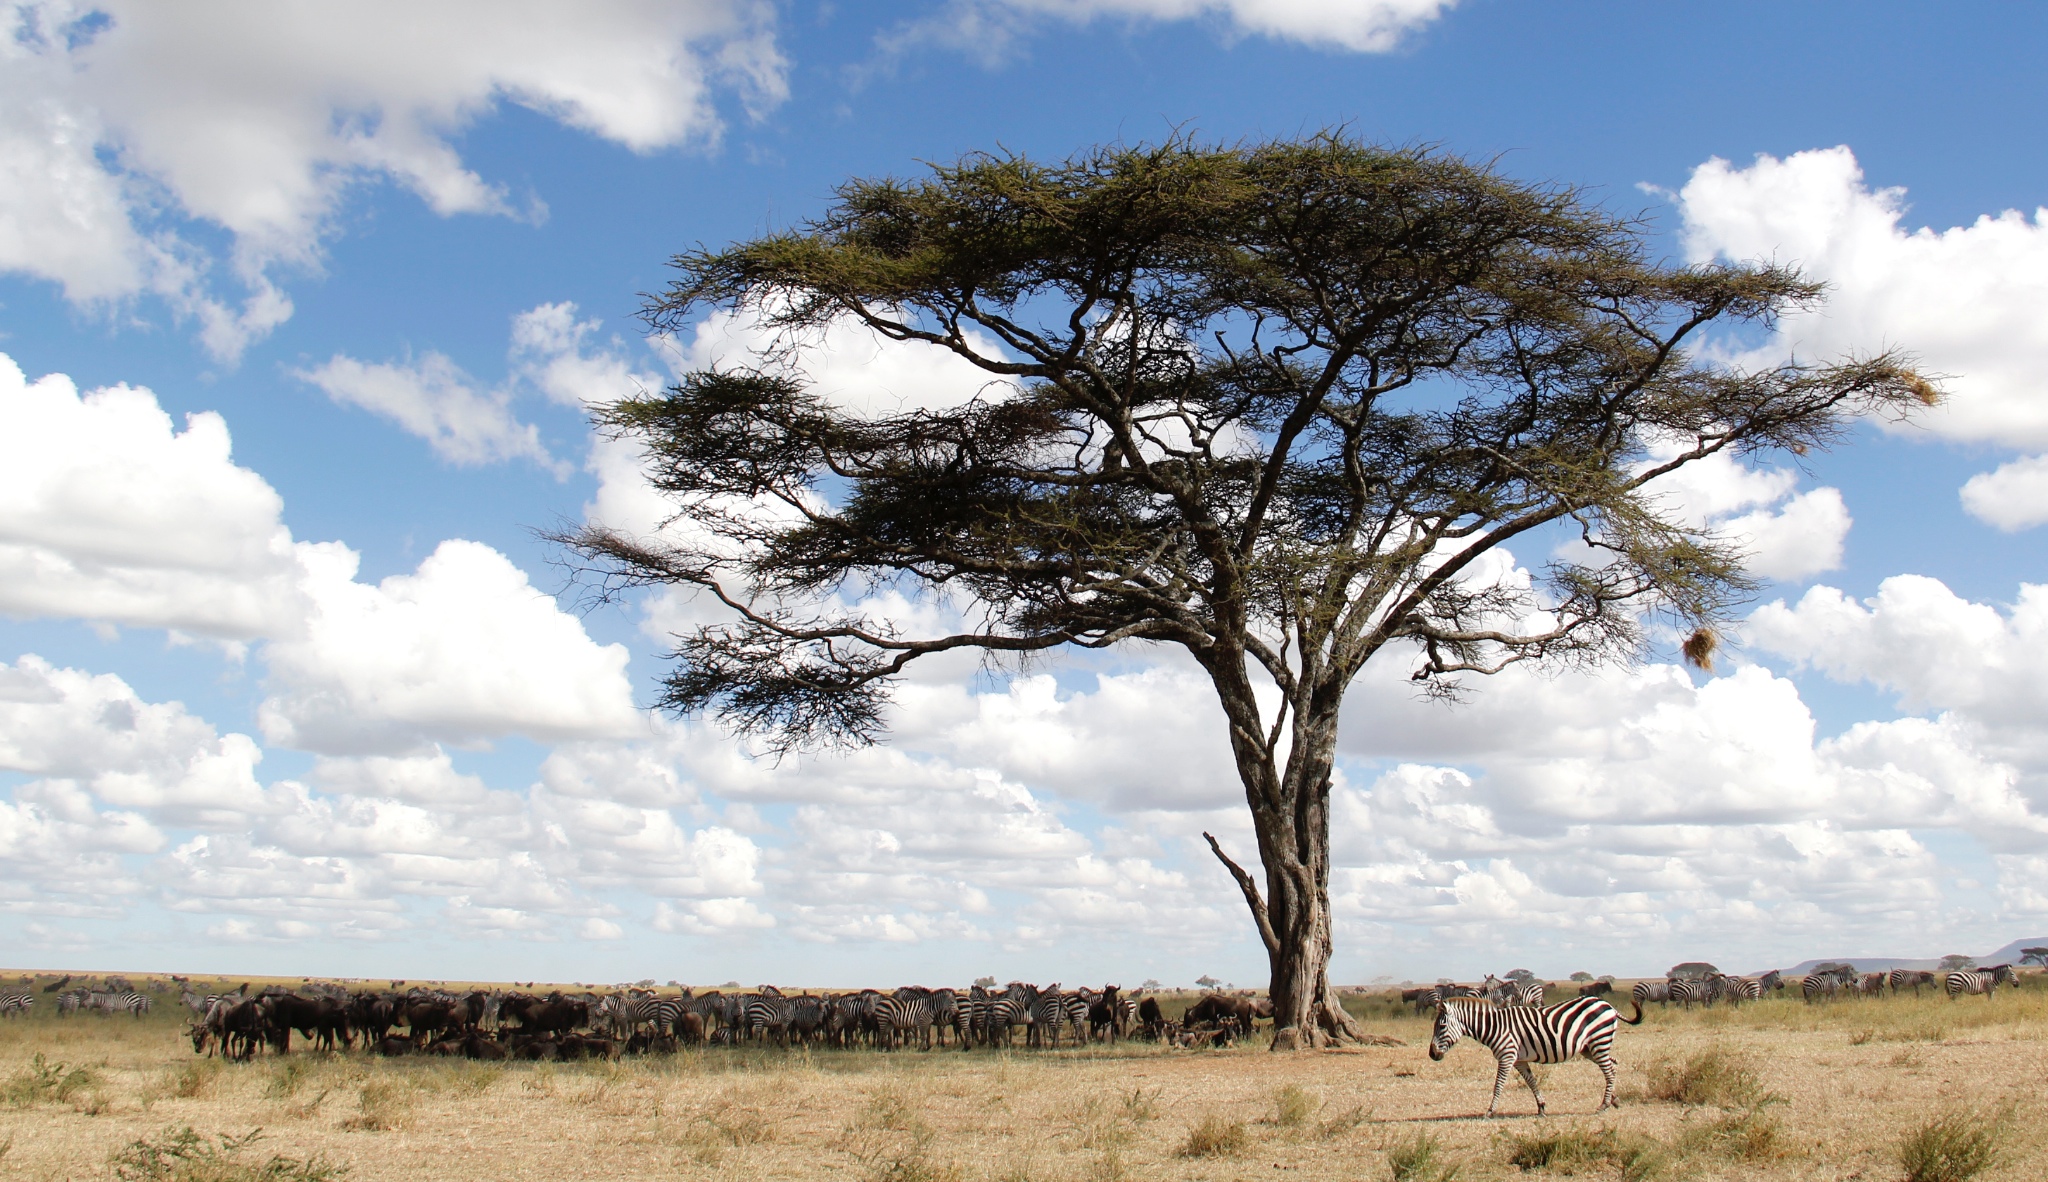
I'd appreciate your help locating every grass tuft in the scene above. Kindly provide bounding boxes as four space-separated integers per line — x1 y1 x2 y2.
337 1081 412 1132
110 1126 347 1182
1643 1047 1774 1108
1505 1126 1664 1179
1386 1130 1460 1181
1898 1109 2008 1182
1177 1114 1248 1158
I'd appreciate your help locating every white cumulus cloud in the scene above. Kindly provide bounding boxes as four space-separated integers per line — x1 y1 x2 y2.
259 539 641 755
0 353 304 639
0 0 785 357
1671 146 2048 531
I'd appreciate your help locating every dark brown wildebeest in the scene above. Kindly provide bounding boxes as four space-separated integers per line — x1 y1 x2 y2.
501 993 588 1035
1088 985 1123 1043
1136 996 1165 1040
261 993 352 1052
1578 980 1613 998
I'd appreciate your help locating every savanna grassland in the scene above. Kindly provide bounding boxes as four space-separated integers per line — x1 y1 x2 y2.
2 980 2045 1182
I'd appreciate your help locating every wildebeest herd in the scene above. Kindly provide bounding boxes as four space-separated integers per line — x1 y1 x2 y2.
167 981 1273 1062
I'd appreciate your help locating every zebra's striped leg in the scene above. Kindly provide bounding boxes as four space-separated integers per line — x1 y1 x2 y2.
1488 1053 1513 1115
1591 1049 1619 1110
1514 1061 1546 1116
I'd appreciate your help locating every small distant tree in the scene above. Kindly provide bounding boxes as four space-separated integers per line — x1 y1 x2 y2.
974 975 998 987
565 133 1937 1048
1505 968 1537 983
1668 962 1719 980
1813 962 1854 976
1140 978 1163 990
1196 975 1222 990
1938 955 1976 972
2018 947 2048 967
1570 971 1593 982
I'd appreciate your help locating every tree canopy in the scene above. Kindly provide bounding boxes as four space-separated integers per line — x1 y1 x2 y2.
562 134 1934 1046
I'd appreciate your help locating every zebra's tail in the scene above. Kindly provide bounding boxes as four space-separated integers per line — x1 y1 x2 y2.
1617 999 1645 1025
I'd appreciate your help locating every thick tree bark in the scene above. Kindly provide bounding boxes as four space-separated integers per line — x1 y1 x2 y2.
1203 668 1369 1050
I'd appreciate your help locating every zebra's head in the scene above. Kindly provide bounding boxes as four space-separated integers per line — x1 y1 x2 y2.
1427 1003 1464 1061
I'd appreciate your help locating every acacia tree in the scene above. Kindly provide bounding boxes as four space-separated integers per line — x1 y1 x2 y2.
559 135 1932 1048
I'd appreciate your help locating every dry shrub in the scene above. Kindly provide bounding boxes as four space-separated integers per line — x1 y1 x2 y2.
1119 1086 1160 1123
338 1080 412 1132
843 1083 960 1182
1177 1114 1248 1158
110 1126 347 1182
1678 1104 1787 1162
1644 1047 1772 1108
1316 1104 1371 1141
1386 1130 1459 1182
1504 1126 1663 1181
158 1060 226 1101
264 1058 311 1099
1269 1083 1321 1128
1898 1109 2008 1182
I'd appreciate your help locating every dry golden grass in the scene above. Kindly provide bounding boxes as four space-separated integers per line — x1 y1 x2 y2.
2 983 2047 1180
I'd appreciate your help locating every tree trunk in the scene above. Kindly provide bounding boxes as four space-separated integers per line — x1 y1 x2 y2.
1202 676 1368 1050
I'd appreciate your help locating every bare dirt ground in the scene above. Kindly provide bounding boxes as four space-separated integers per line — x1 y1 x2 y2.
2 981 2045 1181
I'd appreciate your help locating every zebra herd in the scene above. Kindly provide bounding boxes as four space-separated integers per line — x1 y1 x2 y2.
1792 964 2021 1002
0 988 151 1018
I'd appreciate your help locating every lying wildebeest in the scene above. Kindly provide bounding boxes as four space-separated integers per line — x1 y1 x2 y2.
1181 992 1260 1035
1577 980 1612 997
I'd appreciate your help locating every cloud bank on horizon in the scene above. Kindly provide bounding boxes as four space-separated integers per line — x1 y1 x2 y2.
3 1 2047 984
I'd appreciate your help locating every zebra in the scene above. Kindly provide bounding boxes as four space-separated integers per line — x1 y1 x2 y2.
0 992 31 1017
1507 980 1546 1006
743 993 796 1045
983 983 1039 1049
1631 979 1671 1008
1668 978 1714 1010
1029 984 1070 1049
875 991 936 1050
1801 970 1851 1003
1945 964 2018 1000
1855 972 1887 998
1718 976 1764 1004
1888 969 1936 996
1428 996 1645 1116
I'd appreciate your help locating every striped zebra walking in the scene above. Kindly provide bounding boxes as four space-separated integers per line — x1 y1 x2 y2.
1945 965 2017 1000
1428 996 1645 1115
0 992 31 1017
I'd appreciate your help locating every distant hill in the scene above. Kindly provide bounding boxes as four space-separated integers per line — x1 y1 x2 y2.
1771 937 2048 977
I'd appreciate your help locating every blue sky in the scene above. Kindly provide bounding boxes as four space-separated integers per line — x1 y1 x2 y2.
3 0 2047 986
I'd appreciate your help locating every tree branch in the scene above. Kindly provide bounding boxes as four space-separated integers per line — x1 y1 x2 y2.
1204 832 1280 957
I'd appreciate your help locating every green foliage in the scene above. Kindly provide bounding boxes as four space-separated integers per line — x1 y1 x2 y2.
110 1127 347 1182
2 1053 97 1107
1898 1110 2008 1182
567 131 1939 758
